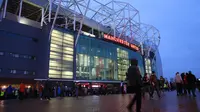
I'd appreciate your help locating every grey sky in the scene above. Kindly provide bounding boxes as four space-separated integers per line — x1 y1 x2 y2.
1 0 200 78
125 0 200 78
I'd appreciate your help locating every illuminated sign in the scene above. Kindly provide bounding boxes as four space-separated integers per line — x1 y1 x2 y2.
103 34 139 51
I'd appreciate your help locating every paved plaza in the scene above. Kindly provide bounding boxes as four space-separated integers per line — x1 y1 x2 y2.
0 91 200 112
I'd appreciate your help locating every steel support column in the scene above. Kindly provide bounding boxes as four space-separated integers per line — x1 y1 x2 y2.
65 17 68 29
3 0 8 18
75 0 91 47
49 0 52 22
18 0 23 20
49 0 62 41
73 3 76 31
41 8 44 26
92 28 94 34
140 42 144 55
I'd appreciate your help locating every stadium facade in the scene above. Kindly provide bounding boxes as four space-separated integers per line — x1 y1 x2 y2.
0 0 162 86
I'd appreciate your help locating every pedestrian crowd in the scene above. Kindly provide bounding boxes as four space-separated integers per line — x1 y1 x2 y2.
0 81 70 100
126 59 199 112
175 71 197 97
0 80 122 100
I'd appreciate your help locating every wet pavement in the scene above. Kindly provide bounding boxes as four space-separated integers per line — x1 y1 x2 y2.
0 91 200 112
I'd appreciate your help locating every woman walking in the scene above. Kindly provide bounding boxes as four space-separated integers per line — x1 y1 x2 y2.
175 72 183 96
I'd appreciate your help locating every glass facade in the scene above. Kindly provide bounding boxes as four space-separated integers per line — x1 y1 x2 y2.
49 29 74 79
117 48 129 80
76 34 145 81
145 58 152 74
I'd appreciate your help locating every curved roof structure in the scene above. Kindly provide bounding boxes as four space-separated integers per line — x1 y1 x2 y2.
139 23 161 57
7 0 160 56
51 0 140 44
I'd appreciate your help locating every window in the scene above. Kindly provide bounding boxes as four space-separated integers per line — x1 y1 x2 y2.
9 52 36 60
10 69 35 75
24 71 28 74
76 54 116 80
0 51 4 56
10 69 17 74
145 58 152 74
117 48 129 81
9 53 19 58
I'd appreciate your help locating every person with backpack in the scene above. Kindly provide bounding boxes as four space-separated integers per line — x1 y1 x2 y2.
126 59 142 112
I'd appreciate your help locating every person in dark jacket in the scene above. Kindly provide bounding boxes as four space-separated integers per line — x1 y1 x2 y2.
6 85 13 99
44 80 51 100
127 59 142 112
159 76 165 93
186 71 196 97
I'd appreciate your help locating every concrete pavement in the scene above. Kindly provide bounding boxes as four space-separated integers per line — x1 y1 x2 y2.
0 91 200 112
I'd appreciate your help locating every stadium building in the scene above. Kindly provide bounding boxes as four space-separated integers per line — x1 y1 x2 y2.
0 0 162 87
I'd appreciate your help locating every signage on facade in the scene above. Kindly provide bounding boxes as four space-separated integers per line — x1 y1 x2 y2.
103 34 139 51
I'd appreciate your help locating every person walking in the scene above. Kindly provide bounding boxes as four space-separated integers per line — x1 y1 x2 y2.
142 73 151 98
126 59 142 112
44 80 51 100
6 85 13 99
39 84 43 100
150 71 160 99
181 73 188 95
175 72 183 96
19 82 25 100
187 71 196 97
75 85 79 98
159 76 165 93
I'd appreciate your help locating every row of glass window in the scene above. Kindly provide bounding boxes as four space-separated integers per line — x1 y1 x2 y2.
0 69 35 75
76 66 116 80
76 54 114 68
77 35 117 59
0 51 36 60
76 48 131 81
117 48 129 59
76 54 117 80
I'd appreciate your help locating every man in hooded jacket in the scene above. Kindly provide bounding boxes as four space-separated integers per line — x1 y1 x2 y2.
187 71 196 97
126 59 142 112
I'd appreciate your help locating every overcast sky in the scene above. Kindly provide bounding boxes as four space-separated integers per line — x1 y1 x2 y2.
1 0 200 78
124 0 200 78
